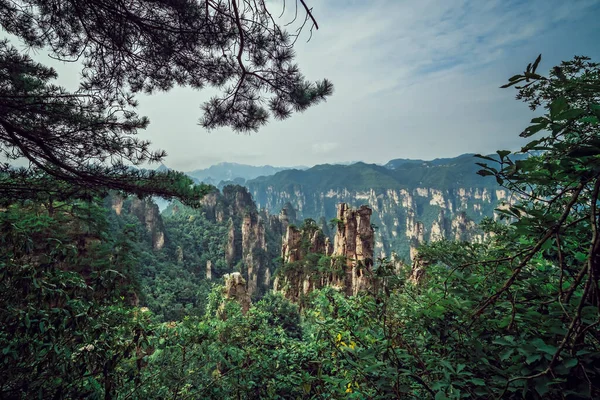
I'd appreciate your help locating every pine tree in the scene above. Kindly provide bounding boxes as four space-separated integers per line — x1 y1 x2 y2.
0 1 332 202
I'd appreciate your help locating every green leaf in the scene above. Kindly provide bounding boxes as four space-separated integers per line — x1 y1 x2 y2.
555 108 585 121
563 358 578 369
501 78 525 88
500 348 513 361
531 54 542 73
470 378 486 386
567 146 600 157
550 97 568 118
435 391 449 400
534 377 551 397
497 150 511 160
508 74 523 82
540 239 553 252
520 122 548 137
581 306 598 324
537 343 557 355
493 336 515 346
581 116 599 124
526 353 542 364
475 163 499 175
521 139 543 151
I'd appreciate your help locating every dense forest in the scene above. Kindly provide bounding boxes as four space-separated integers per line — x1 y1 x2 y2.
1 1 600 399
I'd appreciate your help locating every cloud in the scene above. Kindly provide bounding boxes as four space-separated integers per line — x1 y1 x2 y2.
31 0 600 169
267 0 600 164
295 0 597 95
312 142 339 154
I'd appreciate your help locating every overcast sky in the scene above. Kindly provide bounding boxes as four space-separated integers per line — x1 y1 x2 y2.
29 0 600 171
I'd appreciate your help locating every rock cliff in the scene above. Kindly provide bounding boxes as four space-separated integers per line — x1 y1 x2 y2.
333 204 375 295
281 223 332 264
196 185 283 298
274 203 375 301
246 158 511 261
111 196 166 250
222 272 251 314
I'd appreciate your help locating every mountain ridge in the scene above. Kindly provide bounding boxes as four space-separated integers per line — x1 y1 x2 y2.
153 154 510 260
180 162 311 186
244 153 508 260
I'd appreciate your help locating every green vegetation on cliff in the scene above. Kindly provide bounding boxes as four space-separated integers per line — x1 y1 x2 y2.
246 154 506 261
248 153 499 193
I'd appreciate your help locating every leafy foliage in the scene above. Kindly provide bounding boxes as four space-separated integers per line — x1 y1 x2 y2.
0 200 152 398
0 40 212 204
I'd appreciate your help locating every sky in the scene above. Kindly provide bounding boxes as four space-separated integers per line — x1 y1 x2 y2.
17 0 600 170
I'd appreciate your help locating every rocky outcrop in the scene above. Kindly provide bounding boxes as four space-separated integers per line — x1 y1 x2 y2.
222 272 251 314
451 212 478 241
409 253 430 285
282 225 304 263
199 191 222 222
241 213 267 296
266 203 296 241
333 204 375 295
200 186 255 223
112 196 166 250
225 219 239 266
430 211 447 242
167 185 282 297
111 196 124 216
274 203 375 301
281 223 332 264
248 184 510 262
201 185 281 298
134 199 165 250
206 260 212 280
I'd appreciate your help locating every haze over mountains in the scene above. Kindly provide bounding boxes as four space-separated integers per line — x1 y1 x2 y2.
183 162 304 186
171 154 484 186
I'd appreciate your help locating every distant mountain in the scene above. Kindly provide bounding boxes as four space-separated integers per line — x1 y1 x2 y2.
185 162 297 185
152 162 300 210
152 155 512 260
383 154 478 169
246 153 509 261
249 154 492 193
